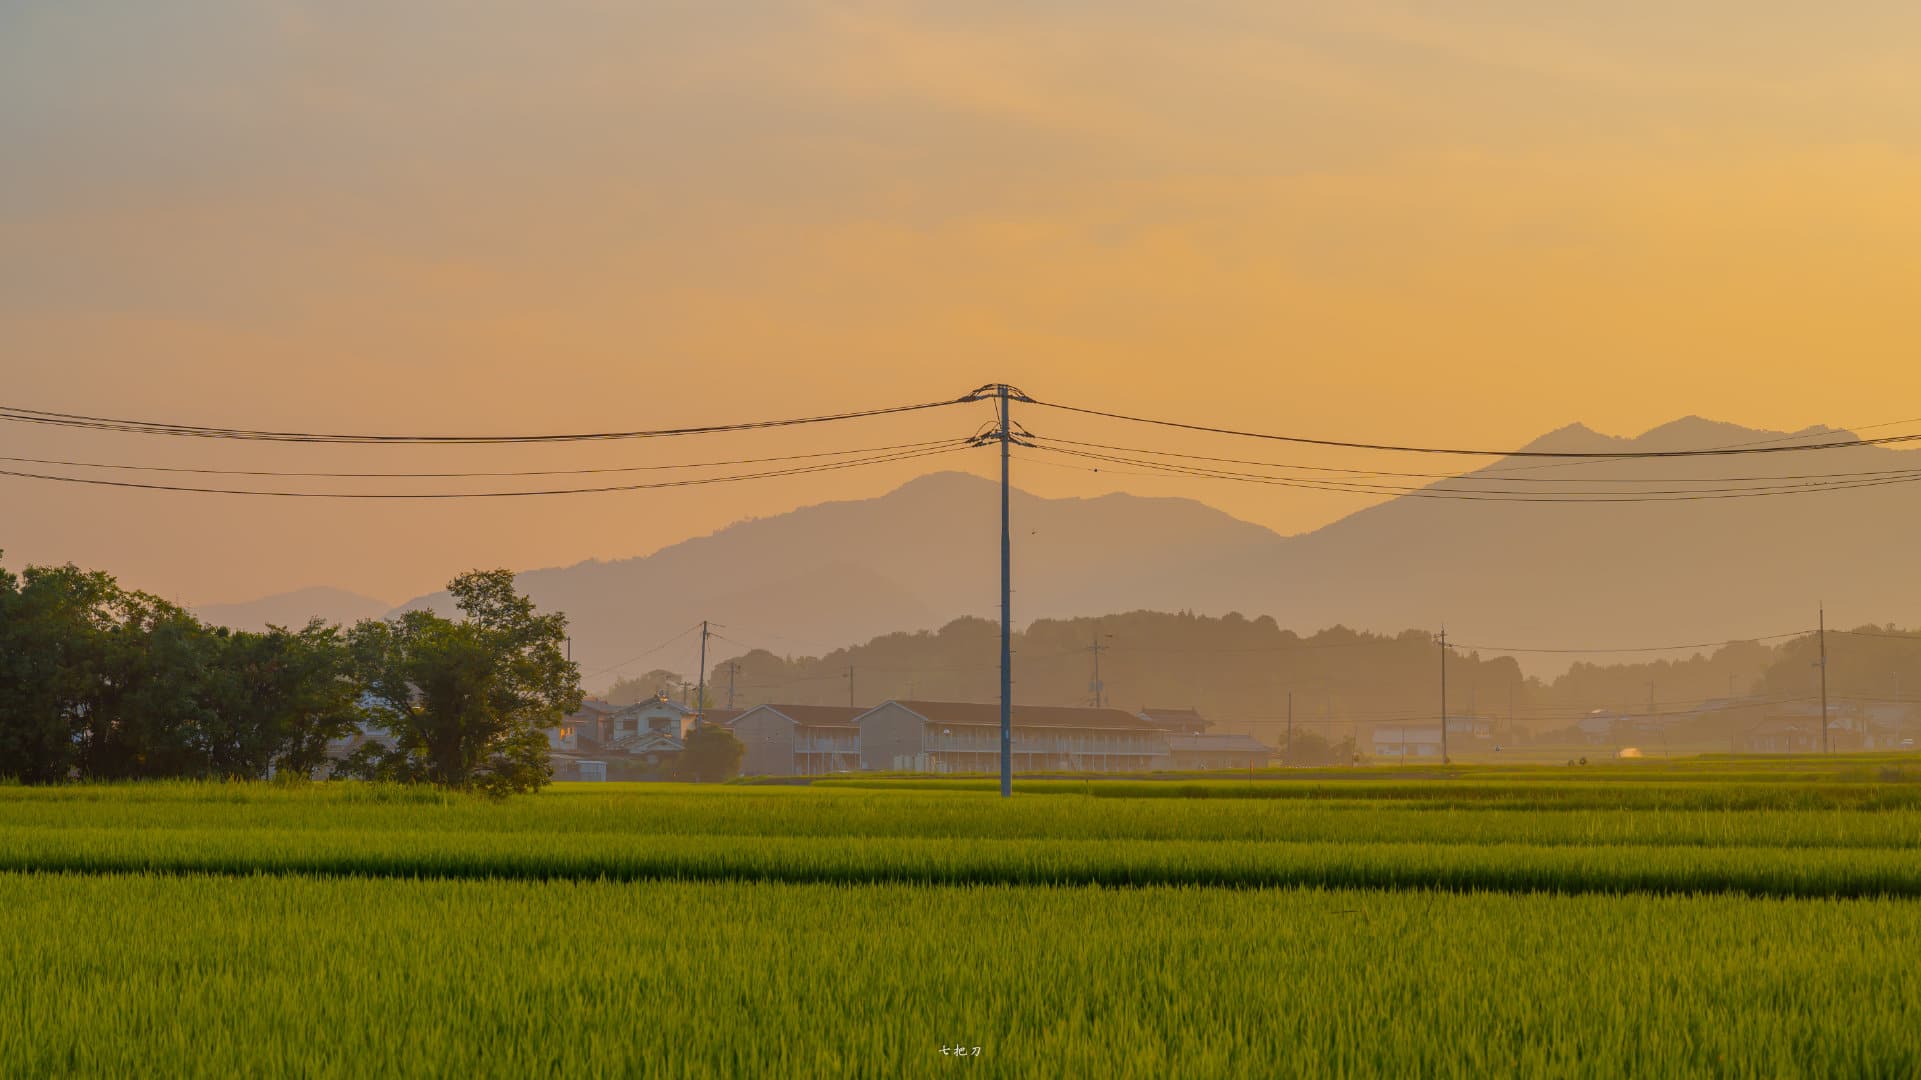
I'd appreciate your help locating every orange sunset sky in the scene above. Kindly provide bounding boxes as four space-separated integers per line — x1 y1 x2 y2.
3 3 1920 607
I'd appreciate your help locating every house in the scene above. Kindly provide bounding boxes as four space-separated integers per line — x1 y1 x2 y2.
1736 716 1822 754
859 700 1169 774
563 699 622 751
1163 732 1271 770
1370 725 1444 760
1137 707 1212 734
612 693 697 749
733 705 866 776
1445 715 1496 742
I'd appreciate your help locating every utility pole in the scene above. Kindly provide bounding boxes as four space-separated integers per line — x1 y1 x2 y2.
966 382 1029 799
726 661 738 710
1286 690 1294 763
846 664 855 709
694 620 710 728
1439 627 1449 765
998 383 1015 798
1087 631 1113 708
1819 605 1830 754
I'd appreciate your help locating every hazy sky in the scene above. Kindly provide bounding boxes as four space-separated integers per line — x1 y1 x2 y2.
4 2 1920 606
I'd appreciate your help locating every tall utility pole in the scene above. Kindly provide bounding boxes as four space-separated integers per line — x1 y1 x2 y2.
998 384 1015 798
1819 605 1830 754
1438 627 1449 764
966 382 1028 799
1087 631 1114 708
694 620 710 727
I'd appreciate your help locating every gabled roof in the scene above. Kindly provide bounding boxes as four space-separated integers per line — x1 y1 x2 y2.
611 730 684 753
735 704 867 730
615 697 696 718
1139 706 1209 731
882 700 1158 732
1167 733 1270 753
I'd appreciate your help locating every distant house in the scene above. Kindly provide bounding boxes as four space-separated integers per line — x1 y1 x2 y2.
1370 725 1443 760
1736 716 1821 754
1164 732 1271 770
1138 707 1212 734
565 699 622 751
612 694 697 747
733 705 865 776
859 700 1168 774
1444 715 1496 741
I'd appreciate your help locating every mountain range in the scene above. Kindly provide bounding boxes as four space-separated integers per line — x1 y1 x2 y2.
198 418 1921 686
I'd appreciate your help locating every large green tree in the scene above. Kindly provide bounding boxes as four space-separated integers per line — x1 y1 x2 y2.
675 725 744 783
346 570 581 795
0 554 360 783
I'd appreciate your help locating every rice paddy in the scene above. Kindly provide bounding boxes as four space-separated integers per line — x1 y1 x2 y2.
3 759 1918 1076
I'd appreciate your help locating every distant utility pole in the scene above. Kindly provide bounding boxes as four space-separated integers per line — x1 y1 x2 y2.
846 664 855 709
726 661 738 710
1438 627 1449 764
1087 631 1114 708
694 620 711 727
1286 690 1294 763
1819 605 1830 754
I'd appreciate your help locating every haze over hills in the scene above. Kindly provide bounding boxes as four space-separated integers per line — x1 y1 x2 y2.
199 417 1921 688
192 586 392 633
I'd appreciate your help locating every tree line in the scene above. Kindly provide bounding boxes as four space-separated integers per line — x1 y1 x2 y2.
0 554 581 794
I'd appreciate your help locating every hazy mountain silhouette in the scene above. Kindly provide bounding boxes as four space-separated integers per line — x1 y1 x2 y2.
194 586 392 632
278 418 1918 685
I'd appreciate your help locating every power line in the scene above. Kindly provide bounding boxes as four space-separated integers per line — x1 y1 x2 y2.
1021 444 1921 502
0 395 975 445
1028 398 1921 458
581 623 706 680
1448 632 1811 655
0 441 970 499
0 437 966 479
1031 436 1921 485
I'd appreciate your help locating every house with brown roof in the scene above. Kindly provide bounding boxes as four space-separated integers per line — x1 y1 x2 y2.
858 700 1168 774
733 704 865 776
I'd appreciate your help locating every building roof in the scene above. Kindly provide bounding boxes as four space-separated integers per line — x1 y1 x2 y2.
1138 706 1210 731
574 699 620 717
1166 733 1270 753
735 704 868 730
884 700 1158 732
615 697 696 718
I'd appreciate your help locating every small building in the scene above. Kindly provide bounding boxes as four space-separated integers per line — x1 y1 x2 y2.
611 693 698 749
564 699 622 751
1137 707 1212 734
733 704 865 776
1164 732 1271 770
1736 716 1822 754
859 700 1168 774
1370 724 1444 760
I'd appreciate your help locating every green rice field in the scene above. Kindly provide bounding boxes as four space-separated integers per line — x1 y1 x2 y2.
3 758 1919 1076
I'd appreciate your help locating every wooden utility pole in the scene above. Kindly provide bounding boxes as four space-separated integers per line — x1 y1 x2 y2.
1819 606 1830 754
1286 690 1294 763
694 620 710 727
1439 627 1449 764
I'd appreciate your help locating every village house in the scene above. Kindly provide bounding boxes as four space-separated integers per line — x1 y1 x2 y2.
1370 724 1444 760
859 700 1169 773
1163 732 1272 770
733 704 866 776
